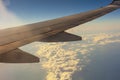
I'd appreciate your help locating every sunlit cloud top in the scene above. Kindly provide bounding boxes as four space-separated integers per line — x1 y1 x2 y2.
34 32 120 80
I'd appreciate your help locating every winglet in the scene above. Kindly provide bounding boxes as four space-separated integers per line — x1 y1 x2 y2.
111 0 120 6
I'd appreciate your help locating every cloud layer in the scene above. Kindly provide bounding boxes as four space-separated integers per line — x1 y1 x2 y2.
0 0 22 29
36 32 120 80
37 43 79 80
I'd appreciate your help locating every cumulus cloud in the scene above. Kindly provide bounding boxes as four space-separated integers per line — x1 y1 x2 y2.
92 33 120 45
35 32 120 80
93 33 111 42
37 43 80 80
0 0 22 29
36 42 91 80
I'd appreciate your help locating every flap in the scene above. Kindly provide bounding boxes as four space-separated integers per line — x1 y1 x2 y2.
40 32 82 42
0 49 39 63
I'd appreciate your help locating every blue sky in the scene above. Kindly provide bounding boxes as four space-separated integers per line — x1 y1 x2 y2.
7 0 120 23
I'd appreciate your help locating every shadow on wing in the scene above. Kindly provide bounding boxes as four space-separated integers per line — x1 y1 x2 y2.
40 32 82 42
0 49 39 63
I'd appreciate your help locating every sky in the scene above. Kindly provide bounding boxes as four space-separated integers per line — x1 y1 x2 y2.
0 0 120 30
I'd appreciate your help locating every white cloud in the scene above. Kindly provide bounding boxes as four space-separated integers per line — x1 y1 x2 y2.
37 43 80 80
35 32 120 80
0 0 22 29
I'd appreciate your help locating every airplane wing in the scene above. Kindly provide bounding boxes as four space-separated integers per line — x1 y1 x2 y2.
0 0 119 63
0 49 39 63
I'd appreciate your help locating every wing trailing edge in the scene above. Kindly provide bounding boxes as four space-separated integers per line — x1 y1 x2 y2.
40 32 82 42
0 49 39 63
